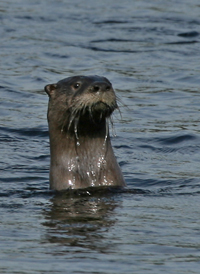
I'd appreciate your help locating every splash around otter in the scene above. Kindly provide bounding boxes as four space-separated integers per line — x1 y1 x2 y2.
45 75 126 191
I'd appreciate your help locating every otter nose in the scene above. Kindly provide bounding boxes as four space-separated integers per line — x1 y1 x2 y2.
91 82 112 93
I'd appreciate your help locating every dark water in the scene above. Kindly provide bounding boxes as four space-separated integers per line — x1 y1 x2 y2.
1 0 200 273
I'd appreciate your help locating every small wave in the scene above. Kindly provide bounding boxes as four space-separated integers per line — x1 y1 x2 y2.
166 40 198 45
156 134 197 145
94 20 129 25
138 144 200 154
0 186 51 199
86 45 140 53
91 38 134 43
127 177 200 196
178 31 199 38
0 126 48 138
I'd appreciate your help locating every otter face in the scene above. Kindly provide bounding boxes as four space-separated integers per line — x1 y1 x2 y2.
45 76 118 127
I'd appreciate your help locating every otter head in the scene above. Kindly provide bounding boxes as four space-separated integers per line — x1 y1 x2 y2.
45 75 118 134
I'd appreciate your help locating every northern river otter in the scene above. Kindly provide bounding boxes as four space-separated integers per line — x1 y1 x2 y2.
45 75 126 191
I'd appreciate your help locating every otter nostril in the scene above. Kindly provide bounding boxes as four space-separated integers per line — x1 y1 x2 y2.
91 83 111 92
93 85 100 92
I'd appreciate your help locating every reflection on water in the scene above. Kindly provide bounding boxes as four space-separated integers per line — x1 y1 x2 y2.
43 189 119 250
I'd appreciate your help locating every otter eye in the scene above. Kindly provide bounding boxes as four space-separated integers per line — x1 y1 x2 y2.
73 83 80 89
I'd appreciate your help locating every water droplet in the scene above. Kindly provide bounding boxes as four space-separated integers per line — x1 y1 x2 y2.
76 140 80 146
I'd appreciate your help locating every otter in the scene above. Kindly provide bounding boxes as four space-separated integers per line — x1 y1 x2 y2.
45 75 126 191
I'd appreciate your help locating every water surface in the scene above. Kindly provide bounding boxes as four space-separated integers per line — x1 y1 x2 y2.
1 0 200 273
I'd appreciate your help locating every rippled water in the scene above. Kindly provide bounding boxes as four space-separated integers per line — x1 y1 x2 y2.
1 0 200 273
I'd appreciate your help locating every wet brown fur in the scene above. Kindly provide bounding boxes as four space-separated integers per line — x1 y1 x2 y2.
45 75 126 190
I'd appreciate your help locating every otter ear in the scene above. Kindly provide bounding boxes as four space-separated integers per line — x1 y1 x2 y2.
44 84 57 97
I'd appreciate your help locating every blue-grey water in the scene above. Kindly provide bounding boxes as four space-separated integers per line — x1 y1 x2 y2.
1 0 200 273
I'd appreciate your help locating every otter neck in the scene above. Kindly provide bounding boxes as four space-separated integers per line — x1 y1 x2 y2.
48 118 115 189
49 118 110 154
